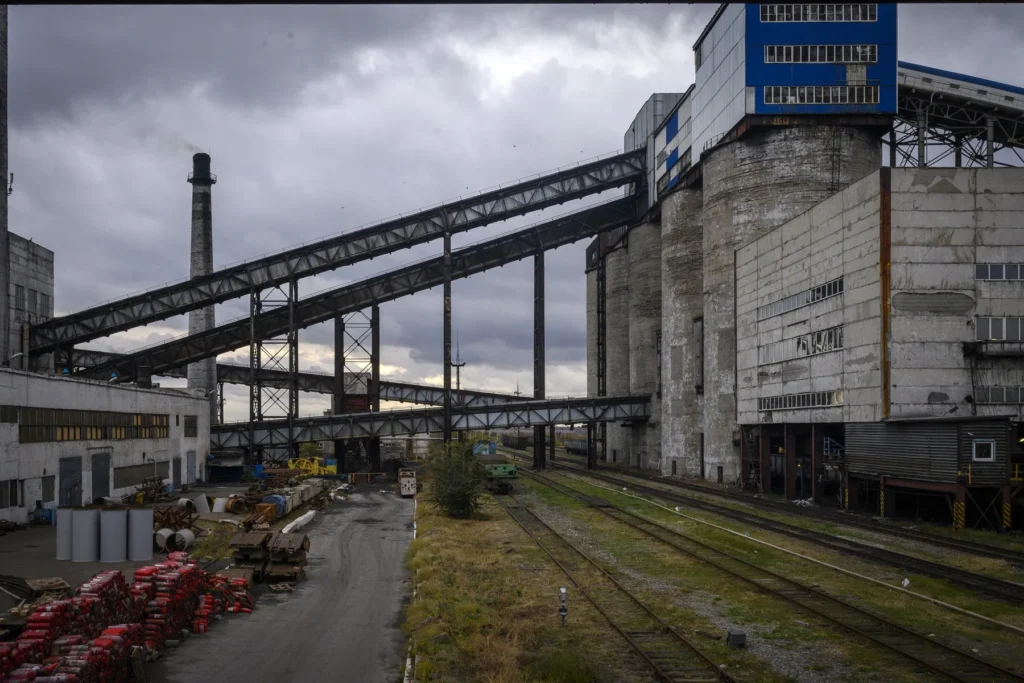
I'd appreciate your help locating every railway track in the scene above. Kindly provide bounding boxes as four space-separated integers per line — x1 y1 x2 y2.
546 459 1024 605
519 469 1024 683
494 493 737 682
556 451 1024 566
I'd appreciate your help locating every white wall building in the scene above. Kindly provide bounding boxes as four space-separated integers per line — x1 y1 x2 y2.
0 368 211 523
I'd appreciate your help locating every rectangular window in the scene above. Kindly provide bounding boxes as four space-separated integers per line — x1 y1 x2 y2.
184 415 199 438
758 325 844 365
976 317 1024 341
39 292 49 319
758 390 844 411
41 476 55 504
972 439 996 462
27 289 37 316
693 318 704 393
0 480 17 508
764 85 879 106
17 408 170 444
757 277 844 321
14 285 24 311
976 263 1024 280
763 4 877 22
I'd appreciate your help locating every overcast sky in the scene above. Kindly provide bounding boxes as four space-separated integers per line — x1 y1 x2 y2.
9 4 1024 421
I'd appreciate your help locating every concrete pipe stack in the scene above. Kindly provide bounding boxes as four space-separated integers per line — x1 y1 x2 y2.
70 508 100 563
55 508 74 561
99 509 128 563
128 508 154 561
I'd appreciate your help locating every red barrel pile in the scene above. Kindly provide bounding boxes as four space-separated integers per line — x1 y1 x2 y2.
1 555 255 683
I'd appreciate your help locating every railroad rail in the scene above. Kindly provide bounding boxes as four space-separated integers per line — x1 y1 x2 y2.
554 452 1024 566
545 459 1024 605
494 493 736 682
519 469 1024 683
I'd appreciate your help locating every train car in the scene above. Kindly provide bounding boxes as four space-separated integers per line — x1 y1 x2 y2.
563 438 588 456
476 440 515 494
500 434 531 450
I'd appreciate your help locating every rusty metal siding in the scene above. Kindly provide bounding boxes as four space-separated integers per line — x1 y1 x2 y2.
956 422 1009 485
846 422 959 483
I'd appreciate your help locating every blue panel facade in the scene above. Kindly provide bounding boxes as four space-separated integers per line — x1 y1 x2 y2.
745 3 898 115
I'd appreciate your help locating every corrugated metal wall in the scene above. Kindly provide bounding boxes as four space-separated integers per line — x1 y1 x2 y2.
846 422 958 483
956 422 1009 485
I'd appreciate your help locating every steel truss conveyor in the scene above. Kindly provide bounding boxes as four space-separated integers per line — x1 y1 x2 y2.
73 197 637 383
66 348 522 408
31 150 644 356
210 394 651 448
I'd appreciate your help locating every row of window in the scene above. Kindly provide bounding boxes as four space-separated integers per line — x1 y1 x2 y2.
758 326 844 365
758 390 844 412
757 277 844 321
764 85 880 105
765 44 877 64
13 285 50 321
975 386 1024 405
760 4 878 22
975 317 1024 342
13 406 174 444
976 263 1024 281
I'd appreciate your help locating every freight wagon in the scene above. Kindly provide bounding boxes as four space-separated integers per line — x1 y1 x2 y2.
563 439 588 456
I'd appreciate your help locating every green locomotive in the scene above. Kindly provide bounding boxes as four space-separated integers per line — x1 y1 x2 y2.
474 440 516 494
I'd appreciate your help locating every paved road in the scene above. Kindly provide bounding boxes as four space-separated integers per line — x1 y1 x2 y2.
151 491 414 683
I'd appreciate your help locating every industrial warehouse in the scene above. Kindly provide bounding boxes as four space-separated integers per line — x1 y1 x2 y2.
1 3 1023 683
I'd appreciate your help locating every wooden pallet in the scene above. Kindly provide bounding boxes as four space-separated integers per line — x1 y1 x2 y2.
232 559 269 583
265 563 306 582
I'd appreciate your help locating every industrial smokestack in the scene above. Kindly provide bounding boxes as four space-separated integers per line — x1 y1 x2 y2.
187 153 218 424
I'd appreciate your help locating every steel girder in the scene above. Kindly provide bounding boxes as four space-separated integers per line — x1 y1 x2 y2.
32 151 644 355
893 73 1024 168
64 350 522 407
74 197 638 383
211 395 651 449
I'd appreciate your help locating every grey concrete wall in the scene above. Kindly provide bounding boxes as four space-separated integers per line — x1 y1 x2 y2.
586 267 598 397
735 171 883 426
661 188 704 477
604 244 631 464
628 221 662 470
187 181 218 424
0 368 210 523
0 5 8 365
889 168 1024 418
8 232 54 373
702 125 881 483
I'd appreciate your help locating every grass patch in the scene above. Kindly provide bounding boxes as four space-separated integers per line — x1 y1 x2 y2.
404 472 650 683
543 472 1024 673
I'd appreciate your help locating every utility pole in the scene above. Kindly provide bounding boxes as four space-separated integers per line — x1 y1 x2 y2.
514 380 522 453
452 332 466 443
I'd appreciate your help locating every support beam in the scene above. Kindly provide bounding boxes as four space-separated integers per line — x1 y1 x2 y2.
917 109 927 166
443 230 452 445
549 424 555 466
369 304 381 472
784 425 796 500
585 423 594 470
333 315 345 472
954 484 967 531
810 424 820 504
533 251 545 470
759 427 771 494
987 115 995 168
954 133 963 168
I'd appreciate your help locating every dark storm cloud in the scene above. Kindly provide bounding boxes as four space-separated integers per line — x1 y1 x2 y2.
9 4 703 127
11 3 1021 407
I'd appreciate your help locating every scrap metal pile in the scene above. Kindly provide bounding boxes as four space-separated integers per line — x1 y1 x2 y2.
0 555 253 682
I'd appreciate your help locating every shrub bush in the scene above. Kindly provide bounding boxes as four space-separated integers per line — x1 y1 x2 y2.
426 440 487 519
